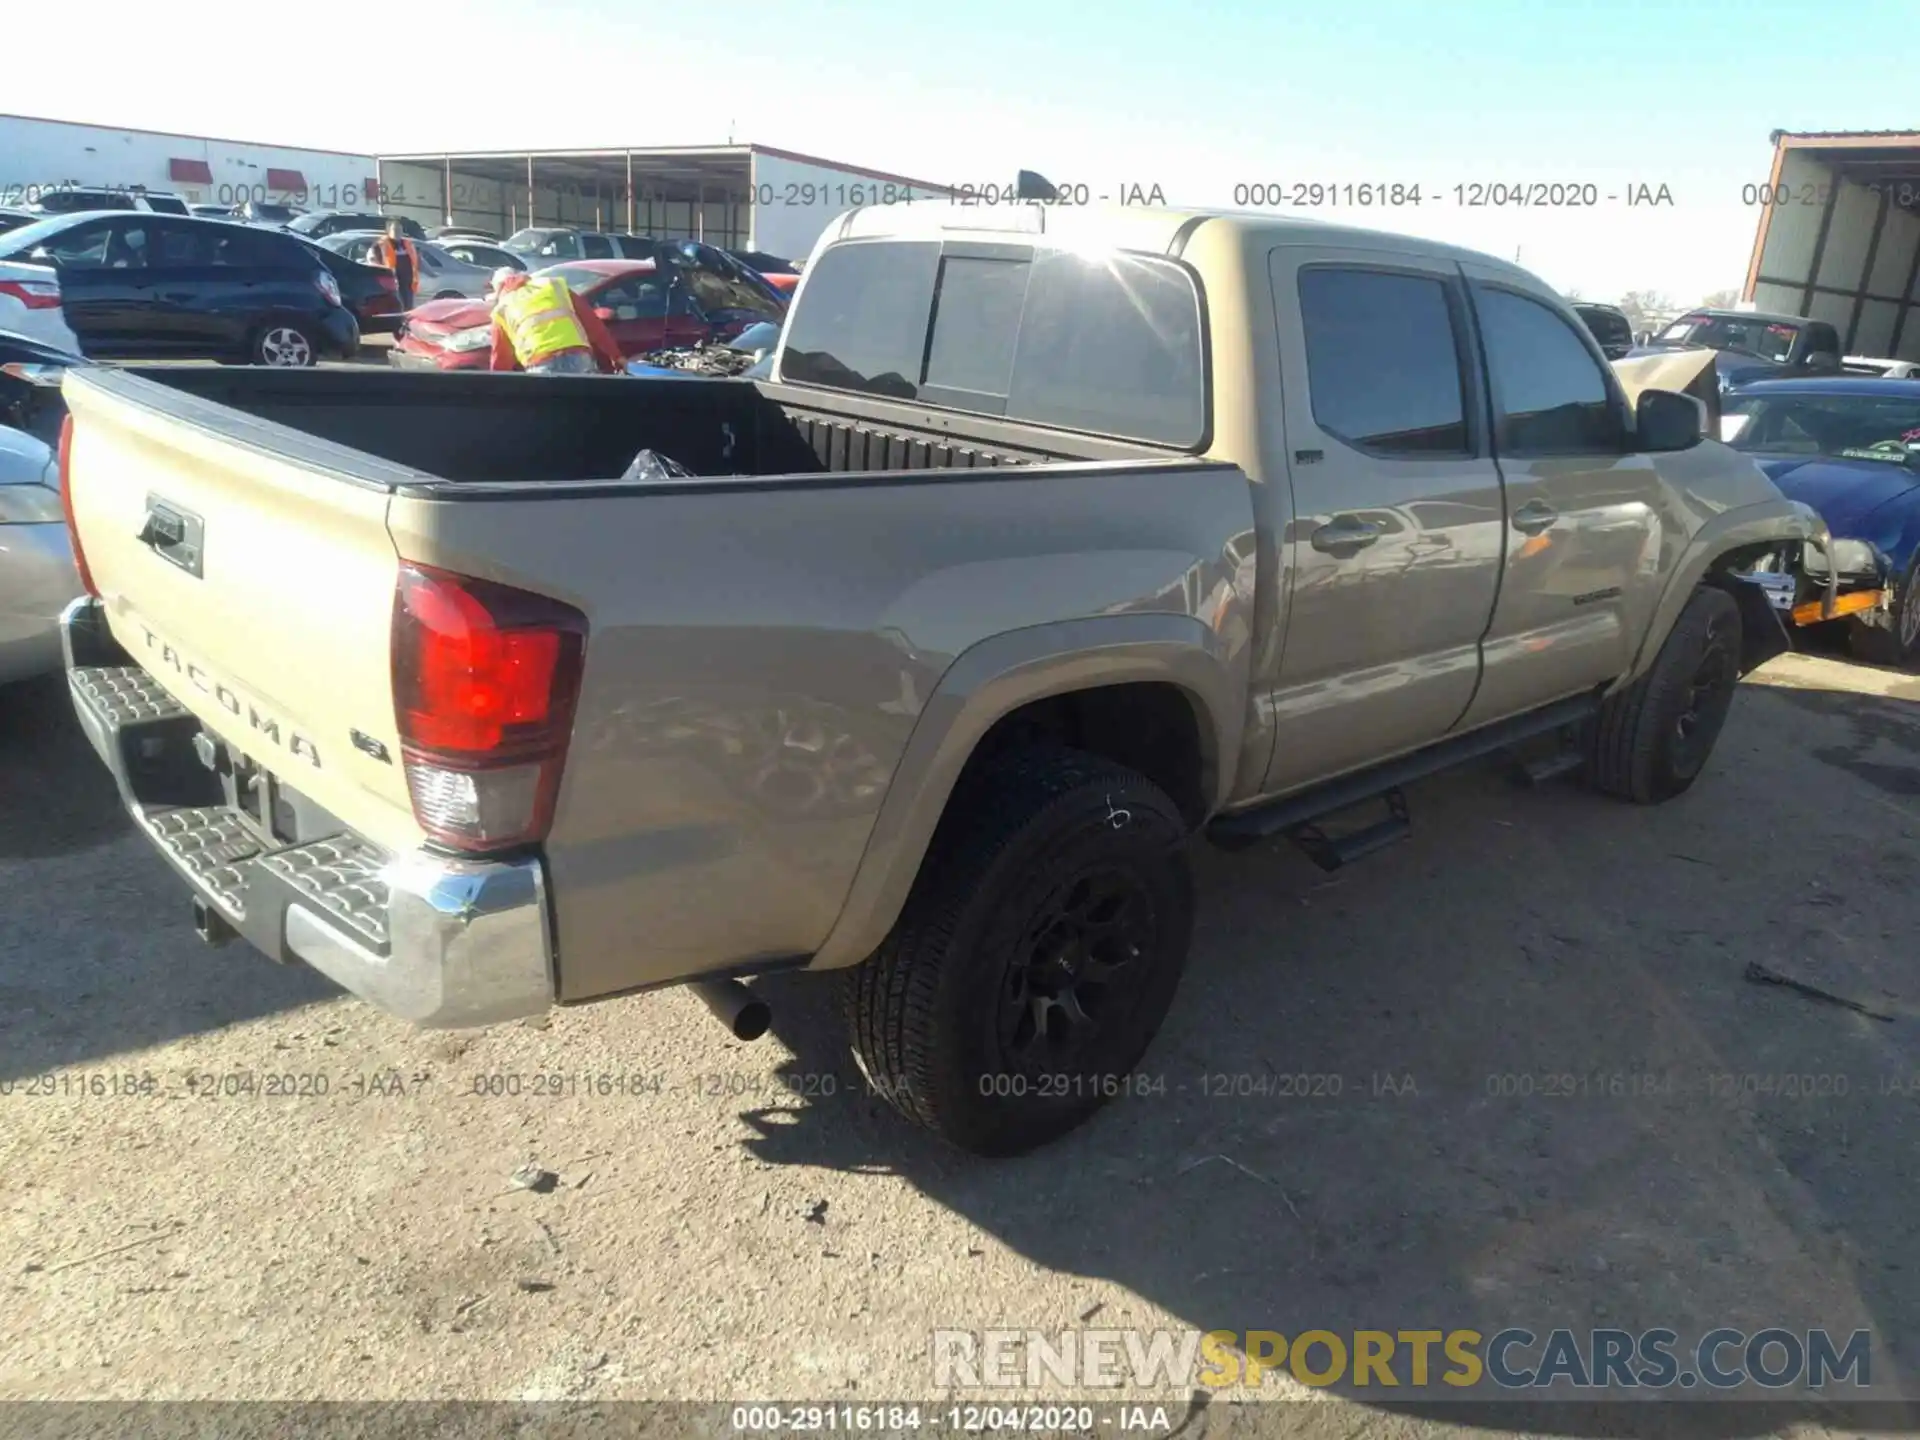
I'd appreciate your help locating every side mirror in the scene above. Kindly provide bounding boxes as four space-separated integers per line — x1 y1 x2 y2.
1636 388 1706 452
27 246 54 264
593 306 616 322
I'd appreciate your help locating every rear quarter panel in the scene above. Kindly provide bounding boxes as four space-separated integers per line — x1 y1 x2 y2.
385 461 1255 999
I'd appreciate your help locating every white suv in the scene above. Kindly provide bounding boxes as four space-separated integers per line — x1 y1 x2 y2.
28 188 190 217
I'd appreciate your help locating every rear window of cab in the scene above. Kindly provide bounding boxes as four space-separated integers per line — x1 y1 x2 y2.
778 239 1208 448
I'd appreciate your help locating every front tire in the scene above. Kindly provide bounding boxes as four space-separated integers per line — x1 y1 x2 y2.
846 749 1194 1156
1848 552 1920 668
253 322 318 367
1587 586 1742 804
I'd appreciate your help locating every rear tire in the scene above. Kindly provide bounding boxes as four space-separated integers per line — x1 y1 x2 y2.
846 748 1194 1156
1586 586 1742 804
252 322 317 367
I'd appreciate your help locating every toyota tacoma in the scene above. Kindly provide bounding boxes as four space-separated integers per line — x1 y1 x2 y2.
57 203 1833 1154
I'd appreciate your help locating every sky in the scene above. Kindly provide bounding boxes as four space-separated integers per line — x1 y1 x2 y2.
9 0 1918 305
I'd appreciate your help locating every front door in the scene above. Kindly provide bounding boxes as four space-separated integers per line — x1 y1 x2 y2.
35 218 143 354
1262 248 1506 793
588 272 676 356
1450 261 1666 729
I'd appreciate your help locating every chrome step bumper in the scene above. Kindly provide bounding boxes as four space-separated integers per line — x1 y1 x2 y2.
61 597 553 1028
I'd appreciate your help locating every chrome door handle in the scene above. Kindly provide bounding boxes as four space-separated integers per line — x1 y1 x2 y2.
1310 517 1383 555
1512 499 1558 535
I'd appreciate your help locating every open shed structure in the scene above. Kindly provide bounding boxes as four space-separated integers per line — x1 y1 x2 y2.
376 143 952 264
1744 129 1920 361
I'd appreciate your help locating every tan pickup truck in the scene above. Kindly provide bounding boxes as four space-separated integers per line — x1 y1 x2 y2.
57 204 1833 1154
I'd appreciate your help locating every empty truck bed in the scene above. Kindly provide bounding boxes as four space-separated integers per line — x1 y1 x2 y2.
126 367 1168 487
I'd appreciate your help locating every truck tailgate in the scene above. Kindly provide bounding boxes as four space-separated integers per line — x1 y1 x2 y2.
62 369 421 854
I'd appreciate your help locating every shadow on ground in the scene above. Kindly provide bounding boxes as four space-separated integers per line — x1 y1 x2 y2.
0 675 338 1080
0 673 124 860
733 682 1920 1434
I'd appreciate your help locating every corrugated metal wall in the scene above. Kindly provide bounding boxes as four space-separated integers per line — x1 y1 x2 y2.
379 160 750 244
1748 145 1920 360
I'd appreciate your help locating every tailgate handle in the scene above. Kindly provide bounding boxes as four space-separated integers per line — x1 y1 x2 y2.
137 497 204 578
139 509 186 546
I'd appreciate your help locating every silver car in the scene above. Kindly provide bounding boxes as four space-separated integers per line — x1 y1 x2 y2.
0 423 80 685
437 240 527 276
317 231 499 301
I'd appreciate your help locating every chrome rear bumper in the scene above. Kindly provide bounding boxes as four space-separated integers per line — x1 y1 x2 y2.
61 596 553 1028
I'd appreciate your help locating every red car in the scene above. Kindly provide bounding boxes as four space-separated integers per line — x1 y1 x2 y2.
389 260 712 371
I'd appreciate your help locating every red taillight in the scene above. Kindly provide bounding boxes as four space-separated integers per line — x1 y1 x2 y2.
58 415 98 598
376 273 399 295
0 278 63 310
391 563 586 853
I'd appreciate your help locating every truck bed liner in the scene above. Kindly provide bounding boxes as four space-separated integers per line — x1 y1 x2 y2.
131 368 1166 489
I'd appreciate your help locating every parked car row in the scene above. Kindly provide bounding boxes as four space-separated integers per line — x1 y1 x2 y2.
500 227 800 292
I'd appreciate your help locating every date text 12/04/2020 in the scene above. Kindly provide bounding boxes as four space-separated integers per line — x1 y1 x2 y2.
1229 181 1676 208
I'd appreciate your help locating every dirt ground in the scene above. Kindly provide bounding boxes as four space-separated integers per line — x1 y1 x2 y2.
2 652 1917 1437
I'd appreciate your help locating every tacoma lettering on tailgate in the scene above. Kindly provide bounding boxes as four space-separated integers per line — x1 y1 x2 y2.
140 627 322 768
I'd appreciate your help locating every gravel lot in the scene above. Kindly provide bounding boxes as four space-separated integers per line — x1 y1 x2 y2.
2 651 1917 1435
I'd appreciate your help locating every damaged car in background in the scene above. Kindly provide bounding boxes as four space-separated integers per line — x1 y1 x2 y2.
1723 375 1920 663
1631 307 1844 392
391 259 737 370
628 321 781 380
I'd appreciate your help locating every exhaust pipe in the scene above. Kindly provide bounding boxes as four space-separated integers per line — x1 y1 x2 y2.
687 977 771 1041
193 897 237 947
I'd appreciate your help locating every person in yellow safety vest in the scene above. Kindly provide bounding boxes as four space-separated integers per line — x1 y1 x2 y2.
488 271 626 375
368 219 422 310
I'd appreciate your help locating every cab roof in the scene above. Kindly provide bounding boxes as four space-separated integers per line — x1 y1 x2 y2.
828 202 1542 283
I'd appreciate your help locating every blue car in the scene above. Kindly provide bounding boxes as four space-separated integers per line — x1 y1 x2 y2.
1726 375 1920 662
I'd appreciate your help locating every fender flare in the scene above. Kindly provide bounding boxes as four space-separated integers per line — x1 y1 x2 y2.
1621 497 1827 684
807 612 1244 970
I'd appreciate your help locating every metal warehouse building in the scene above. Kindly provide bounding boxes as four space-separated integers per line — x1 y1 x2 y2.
1745 129 1920 360
376 145 954 263
0 112 375 211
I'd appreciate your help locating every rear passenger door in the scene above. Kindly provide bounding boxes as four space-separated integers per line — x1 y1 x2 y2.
202 226 298 354
144 221 227 351
1261 249 1505 791
1450 261 1665 729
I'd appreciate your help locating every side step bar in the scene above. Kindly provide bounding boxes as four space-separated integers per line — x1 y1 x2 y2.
1289 788 1410 871
1207 691 1602 854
